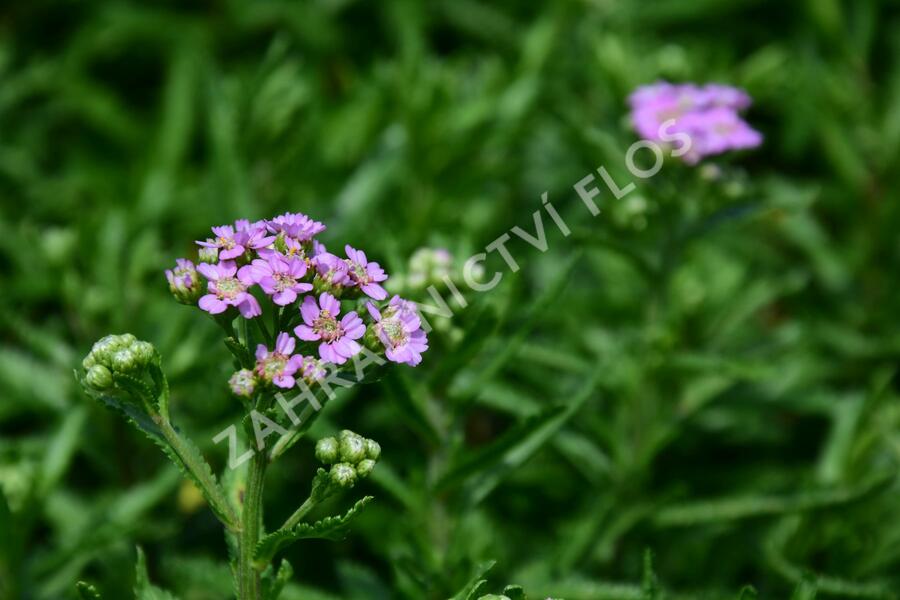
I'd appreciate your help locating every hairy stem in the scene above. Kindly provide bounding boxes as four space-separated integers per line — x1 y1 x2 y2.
238 450 267 599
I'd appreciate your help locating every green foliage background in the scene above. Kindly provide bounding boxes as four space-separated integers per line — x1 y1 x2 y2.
2 0 900 598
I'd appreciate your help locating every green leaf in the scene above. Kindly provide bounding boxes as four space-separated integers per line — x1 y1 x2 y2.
262 559 294 600
38 405 88 497
449 252 582 400
766 519 894 599
383 370 441 444
790 577 818 600
502 585 527 600
0 490 13 600
449 560 496 600
80 369 236 528
254 496 373 565
224 336 253 369
652 473 894 527
134 547 180 600
155 421 238 529
437 372 599 506
76 582 103 600
736 586 759 599
641 549 660 600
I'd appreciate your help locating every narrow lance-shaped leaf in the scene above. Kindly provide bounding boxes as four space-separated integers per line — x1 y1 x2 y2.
437 372 600 506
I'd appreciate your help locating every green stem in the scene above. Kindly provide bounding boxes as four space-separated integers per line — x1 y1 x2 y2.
255 316 272 347
269 396 328 461
279 497 315 532
238 450 267 599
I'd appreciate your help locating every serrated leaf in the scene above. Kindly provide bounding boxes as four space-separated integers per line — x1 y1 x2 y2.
135 547 180 600
224 336 253 368
154 422 237 528
262 559 294 600
450 560 496 600
76 582 103 600
81 376 236 528
254 496 373 564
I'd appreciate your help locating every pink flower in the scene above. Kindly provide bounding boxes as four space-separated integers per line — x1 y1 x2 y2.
246 255 313 306
165 258 201 304
267 212 326 242
299 355 327 384
344 245 388 300
197 225 244 260
196 261 261 318
254 332 304 389
196 223 275 260
628 81 762 164
294 293 365 364
366 296 428 366
313 252 350 287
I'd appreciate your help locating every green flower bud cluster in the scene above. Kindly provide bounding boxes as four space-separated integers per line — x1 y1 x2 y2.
315 430 380 489
389 247 476 295
81 334 156 390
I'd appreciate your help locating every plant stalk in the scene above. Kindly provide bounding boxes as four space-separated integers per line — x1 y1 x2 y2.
238 449 267 599
280 497 315 532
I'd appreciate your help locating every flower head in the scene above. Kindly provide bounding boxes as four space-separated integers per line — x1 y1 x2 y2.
294 293 365 364
247 255 313 306
313 252 350 289
267 212 326 242
198 241 219 263
197 261 261 318
299 355 327 383
196 225 245 260
254 332 304 389
344 245 388 300
229 368 257 398
165 258 202 304
628 81 761 163
197 223 275 261
367 296 428 366
677 106 763 163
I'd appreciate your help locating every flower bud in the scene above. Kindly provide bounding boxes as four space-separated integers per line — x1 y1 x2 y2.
315 437 339 464
110 349 139 373
406 247 455 291
131 340 156 366
356 458 376 479
329 463 357 488
198 243 219 264
90 335 123 364
339 432 366 463
85 365 113 390
364 439 381 461
165 259 203 305
229 369 256 399
85 334 156 372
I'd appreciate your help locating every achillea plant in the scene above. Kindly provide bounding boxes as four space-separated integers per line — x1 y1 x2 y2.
629 81 762 163
77 212 428 599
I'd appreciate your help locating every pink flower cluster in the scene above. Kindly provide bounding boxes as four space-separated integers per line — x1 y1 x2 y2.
165 212 428 393
629 81 762 164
